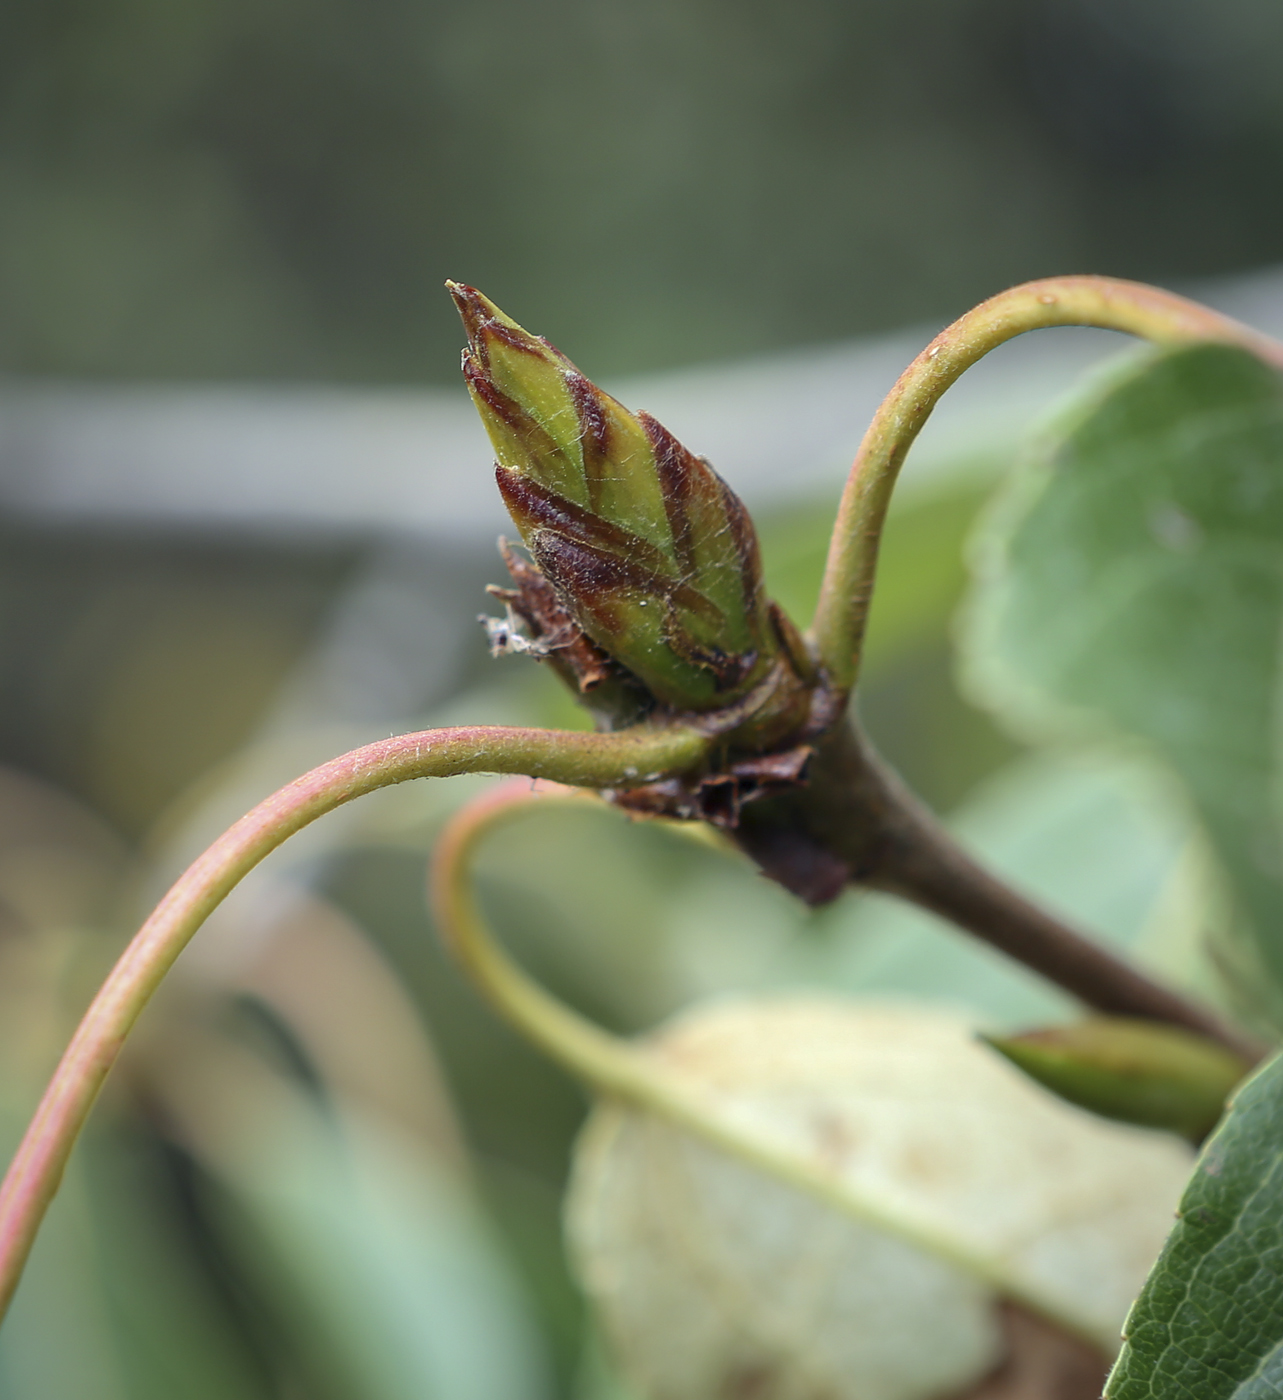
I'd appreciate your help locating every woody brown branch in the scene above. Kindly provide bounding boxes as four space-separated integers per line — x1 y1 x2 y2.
730 718 1262 1064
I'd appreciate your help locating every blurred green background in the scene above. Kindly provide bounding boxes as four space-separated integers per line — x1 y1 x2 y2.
6 0 1283 382
1 2 1281 1397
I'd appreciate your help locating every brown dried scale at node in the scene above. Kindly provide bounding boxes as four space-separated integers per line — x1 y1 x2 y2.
486 539 618 693
613 745 813 826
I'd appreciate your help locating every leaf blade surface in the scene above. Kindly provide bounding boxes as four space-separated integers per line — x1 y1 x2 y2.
964 343 1283 1014
1106 1052 1283 1400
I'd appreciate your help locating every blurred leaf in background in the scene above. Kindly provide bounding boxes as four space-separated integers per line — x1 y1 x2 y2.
0 753 552 1400
963 342 1283 1032
0 765 275 1400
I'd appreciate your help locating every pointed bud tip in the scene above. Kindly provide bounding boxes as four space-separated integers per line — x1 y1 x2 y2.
446 282 539 361
447 281 496 354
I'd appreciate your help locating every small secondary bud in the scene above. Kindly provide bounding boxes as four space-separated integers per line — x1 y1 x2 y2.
450 283 782 712
984 1018 1250 1143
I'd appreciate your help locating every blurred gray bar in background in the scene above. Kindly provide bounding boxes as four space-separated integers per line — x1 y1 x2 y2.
1 267 1281 539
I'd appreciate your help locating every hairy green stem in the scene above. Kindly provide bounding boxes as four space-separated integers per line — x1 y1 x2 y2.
0 721 709 1322
428 780 1120 1351
811 275 1283 691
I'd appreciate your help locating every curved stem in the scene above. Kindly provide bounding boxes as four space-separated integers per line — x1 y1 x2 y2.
431 783 667 1097
429 780 1115 1349
812 275 1283 691
0 720 710 1321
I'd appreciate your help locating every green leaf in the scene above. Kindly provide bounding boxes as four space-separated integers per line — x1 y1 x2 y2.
1105 1050 1283 1400
964 342 1283 1020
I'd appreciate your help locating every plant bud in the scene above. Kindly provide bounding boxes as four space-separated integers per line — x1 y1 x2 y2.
984 1018 1249 1143
450 283 782 712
